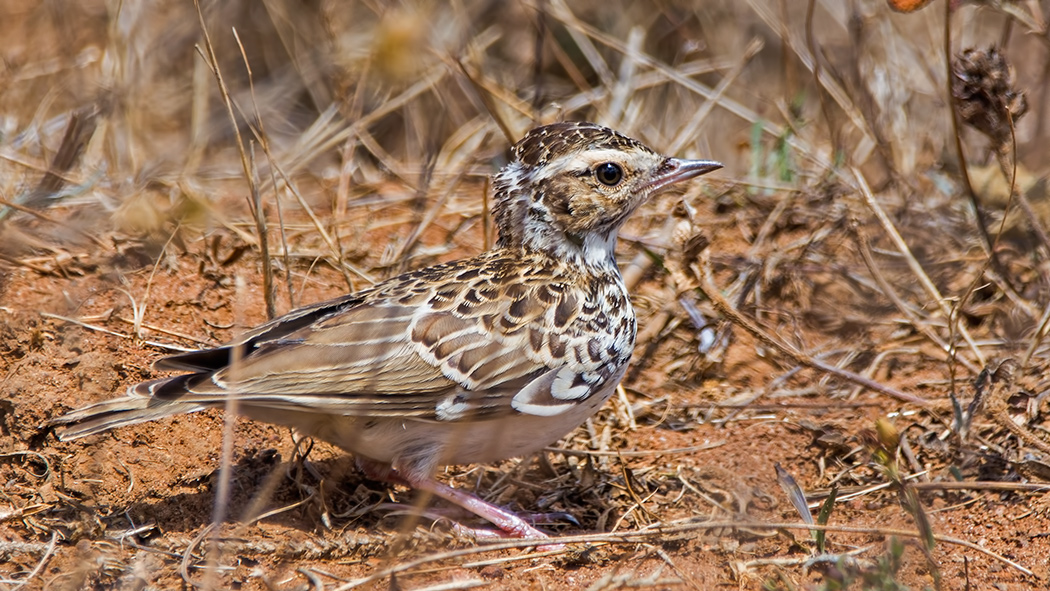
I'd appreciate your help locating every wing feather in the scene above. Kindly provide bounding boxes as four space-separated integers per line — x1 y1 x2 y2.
69 252 623 431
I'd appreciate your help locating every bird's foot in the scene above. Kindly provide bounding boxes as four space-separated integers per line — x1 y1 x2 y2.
357 458 569 549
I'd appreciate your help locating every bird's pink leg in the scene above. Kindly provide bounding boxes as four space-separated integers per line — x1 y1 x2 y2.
356 458 558 543
408 475 551 540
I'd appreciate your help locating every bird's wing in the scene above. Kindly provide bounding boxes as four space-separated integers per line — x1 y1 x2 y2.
148 254 620 421
151 292 369 372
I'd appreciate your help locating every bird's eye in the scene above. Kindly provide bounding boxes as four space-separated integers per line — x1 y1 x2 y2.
594 162 624 186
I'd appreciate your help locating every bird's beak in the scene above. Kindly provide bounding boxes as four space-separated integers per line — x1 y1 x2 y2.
646 158 722 194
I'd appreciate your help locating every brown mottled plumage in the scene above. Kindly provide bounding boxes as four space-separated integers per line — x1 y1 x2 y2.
51 122 721 541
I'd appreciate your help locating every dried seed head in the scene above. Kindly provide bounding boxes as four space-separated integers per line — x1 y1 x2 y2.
951 47 1028 152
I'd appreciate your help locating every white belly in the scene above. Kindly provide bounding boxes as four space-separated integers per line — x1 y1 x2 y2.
241 370 621 478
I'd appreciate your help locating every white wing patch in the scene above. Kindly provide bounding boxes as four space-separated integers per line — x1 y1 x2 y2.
551 366 591 400
511 366 584 416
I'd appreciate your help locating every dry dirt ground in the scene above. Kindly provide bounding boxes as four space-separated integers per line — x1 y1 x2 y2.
4 2 1050 591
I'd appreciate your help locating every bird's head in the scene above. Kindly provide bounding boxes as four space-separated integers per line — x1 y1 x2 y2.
492 122 721 268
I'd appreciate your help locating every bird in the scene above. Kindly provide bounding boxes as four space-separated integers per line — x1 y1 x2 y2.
51 121 722 541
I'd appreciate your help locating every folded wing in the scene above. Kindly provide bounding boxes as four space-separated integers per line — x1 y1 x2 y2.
53 254 618 439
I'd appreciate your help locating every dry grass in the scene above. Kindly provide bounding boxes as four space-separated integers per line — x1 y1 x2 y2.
3 1 1050 589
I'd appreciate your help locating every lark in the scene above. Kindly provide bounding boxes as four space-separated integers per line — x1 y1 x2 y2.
52 121 721 540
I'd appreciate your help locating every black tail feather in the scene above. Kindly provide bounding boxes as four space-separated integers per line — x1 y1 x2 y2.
51 375 215 440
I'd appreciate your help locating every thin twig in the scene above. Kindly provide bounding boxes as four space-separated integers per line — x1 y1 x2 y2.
851 166 986 368
806 0 843 161
112 315 214 346
667 37 762 155
8 531 57 591
693 255 930 407
232 28 276 319
943 0 1010 294
848 218 980 374
328 518 1032 590
40 312 196 352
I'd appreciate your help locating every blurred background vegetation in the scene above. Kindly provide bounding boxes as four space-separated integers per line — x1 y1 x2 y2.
4 1 1050 588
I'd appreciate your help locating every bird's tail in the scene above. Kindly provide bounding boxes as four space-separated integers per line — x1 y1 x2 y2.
50 375 215 440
